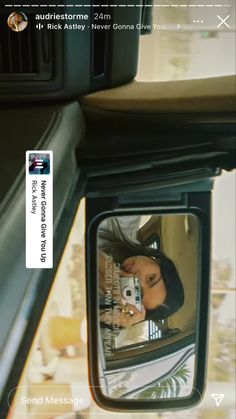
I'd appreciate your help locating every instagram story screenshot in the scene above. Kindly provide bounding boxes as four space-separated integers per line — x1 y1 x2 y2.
0 1 235 418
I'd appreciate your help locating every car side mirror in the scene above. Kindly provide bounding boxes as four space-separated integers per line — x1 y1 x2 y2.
86 186 211 411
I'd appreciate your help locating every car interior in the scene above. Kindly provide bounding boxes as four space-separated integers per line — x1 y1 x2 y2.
99 214 198 351
0 0 235 417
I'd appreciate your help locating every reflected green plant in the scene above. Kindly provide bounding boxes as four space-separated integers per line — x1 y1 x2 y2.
135 363 190 399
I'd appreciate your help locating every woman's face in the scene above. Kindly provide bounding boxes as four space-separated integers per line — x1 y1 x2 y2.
13 14 22 24
122 256 167 310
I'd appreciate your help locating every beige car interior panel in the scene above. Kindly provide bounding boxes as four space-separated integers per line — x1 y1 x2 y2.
80 76 236 113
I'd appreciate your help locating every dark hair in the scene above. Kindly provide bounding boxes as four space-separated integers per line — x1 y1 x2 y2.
99 219 185 321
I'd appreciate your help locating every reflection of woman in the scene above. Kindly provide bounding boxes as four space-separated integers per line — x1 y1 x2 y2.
99 216 184 328
7 12 28 32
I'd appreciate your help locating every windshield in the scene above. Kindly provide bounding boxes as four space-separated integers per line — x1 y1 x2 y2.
137 0 236 81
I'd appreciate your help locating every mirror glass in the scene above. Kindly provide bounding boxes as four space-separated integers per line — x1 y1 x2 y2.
97 213 199 400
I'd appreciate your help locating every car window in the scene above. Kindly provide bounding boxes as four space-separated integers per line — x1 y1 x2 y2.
137 1 236 81
8 170 235 418
104 345 195 399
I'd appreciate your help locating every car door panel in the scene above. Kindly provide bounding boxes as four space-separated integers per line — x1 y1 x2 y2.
0 101 86 407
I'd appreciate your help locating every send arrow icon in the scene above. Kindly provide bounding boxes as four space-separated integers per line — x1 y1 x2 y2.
211 394 225 407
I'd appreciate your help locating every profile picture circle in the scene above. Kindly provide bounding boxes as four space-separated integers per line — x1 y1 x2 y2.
7 11 28 32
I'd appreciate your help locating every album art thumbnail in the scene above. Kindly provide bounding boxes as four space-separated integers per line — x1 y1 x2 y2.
28 153 50 175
